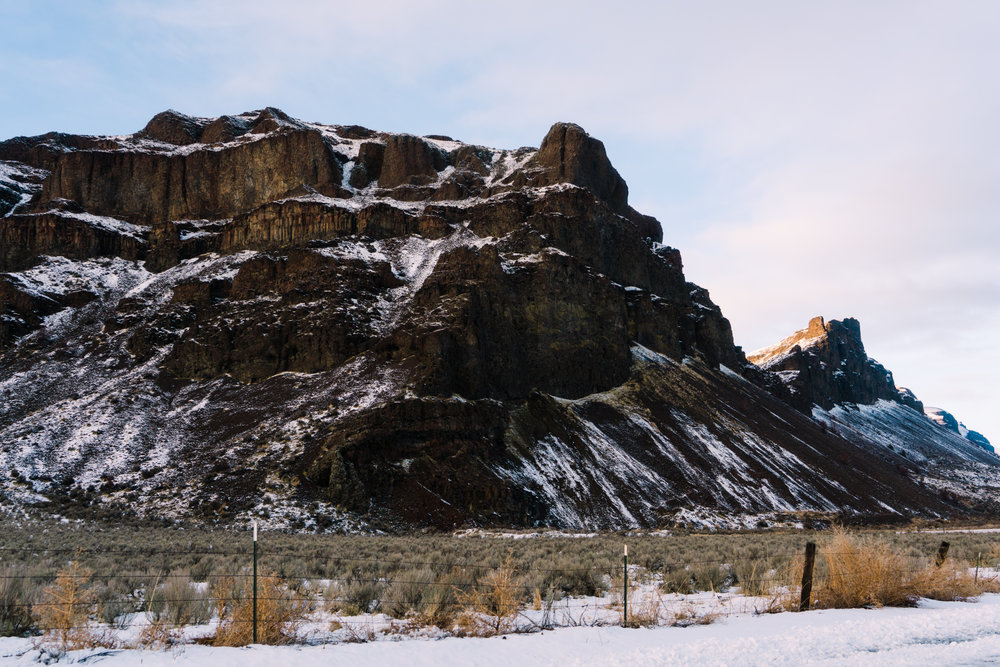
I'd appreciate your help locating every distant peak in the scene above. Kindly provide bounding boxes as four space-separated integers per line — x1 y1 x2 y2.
749 315 905 411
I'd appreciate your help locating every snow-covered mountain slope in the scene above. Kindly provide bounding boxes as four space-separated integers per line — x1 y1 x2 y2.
752 316 997 512
0 109 996 529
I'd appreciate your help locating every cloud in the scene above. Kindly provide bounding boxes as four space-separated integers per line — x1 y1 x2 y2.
2 0 997 440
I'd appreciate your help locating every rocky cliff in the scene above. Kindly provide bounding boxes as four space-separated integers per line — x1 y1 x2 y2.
926 407 994 453
748 316 919 411
751 316 997 506
0 109 996 530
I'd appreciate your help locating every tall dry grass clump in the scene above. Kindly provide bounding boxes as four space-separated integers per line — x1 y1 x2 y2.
812 528 984 608
817 528 912 607
0 567 37 637
455 552 523 636
32 560 101 651
212 570 307 646
913 561 979 601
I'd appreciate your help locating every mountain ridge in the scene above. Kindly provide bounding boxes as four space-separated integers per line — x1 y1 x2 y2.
0 108 996 530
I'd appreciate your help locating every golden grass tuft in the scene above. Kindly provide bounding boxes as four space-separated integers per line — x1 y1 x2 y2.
32 560 106 651
454 552 523 636
211 570 308 646
913 560 979 601
813 528 983 609
816 528 913 608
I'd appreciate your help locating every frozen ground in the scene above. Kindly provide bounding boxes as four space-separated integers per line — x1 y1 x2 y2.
5 595 1000 665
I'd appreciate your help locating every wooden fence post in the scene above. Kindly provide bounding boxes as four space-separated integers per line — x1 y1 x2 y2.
935 541 950 567
799 542 816 611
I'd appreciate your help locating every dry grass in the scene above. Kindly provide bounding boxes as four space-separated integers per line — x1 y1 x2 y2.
211 570 308 646
0 567 36 637
813 528 983 609
626 590 663 627
913 561 979 601
454 552 523 636
815 528 912 608
32 560 107 651
12 516 1000 644
668 601 721 627
419 568 474 627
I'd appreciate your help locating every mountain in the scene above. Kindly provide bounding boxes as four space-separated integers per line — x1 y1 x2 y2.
925 407 994 453
751 316 998 508
747 316 923 412
0 108 996 530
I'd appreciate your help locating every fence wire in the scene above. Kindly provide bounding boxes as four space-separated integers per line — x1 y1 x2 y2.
2 537 992 648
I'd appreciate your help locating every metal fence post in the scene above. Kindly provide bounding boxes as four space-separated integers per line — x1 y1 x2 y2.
623 544 628 628
253 520 258 644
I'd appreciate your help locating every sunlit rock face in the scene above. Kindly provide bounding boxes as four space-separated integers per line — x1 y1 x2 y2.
748 316 912 411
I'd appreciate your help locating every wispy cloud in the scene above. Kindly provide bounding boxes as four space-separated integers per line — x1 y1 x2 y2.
2 0 997 439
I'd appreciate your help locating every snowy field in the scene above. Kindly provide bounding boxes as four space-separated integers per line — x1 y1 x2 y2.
5 595 1000 665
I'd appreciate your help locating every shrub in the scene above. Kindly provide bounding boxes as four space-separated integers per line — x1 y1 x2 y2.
816 529 913 608
212 570 307 646
421 568 475 627
156 575 213 626
455 552 524 636
32 561 101 651
383 568 435 618
913 561 979 601
0 567 37 636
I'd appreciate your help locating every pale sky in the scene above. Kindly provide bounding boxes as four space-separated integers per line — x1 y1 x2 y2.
2 1 997 441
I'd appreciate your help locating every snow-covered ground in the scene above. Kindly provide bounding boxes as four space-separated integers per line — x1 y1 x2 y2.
6 596 1000 665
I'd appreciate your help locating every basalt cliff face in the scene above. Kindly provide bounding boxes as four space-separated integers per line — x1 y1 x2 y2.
751 317 997 508
0 108 996 530
747 316 920 413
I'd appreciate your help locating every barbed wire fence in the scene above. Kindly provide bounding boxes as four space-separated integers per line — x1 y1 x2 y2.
0 533 994 650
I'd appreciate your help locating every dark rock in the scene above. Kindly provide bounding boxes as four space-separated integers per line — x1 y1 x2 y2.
158 248 402 382
896 387 924 414
967 430 993 452
750 316 909 411
220 199 422 252
40 128 342 225
137 110 206 145
389 243 632 400
0 133 119 172
0 209 145 272
248 107 300 134
303 398 537 526
349 141 385 188
519 122 629 215
377 134 447 188
336 125 377 140
0 276 63 349
449 145 492 176
201 115 253 143
429 170 485 201
0 109 986 530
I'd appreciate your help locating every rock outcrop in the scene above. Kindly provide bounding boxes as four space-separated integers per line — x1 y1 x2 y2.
0 109 995 530
1 203 145 272
748 316 909 411
753 318 995 471
38 129 343 225
926 407 994 453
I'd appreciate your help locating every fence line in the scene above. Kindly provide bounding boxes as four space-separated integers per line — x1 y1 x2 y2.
5 536 993 647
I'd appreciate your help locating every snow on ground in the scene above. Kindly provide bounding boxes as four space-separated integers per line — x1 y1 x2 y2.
5 596 1000 665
